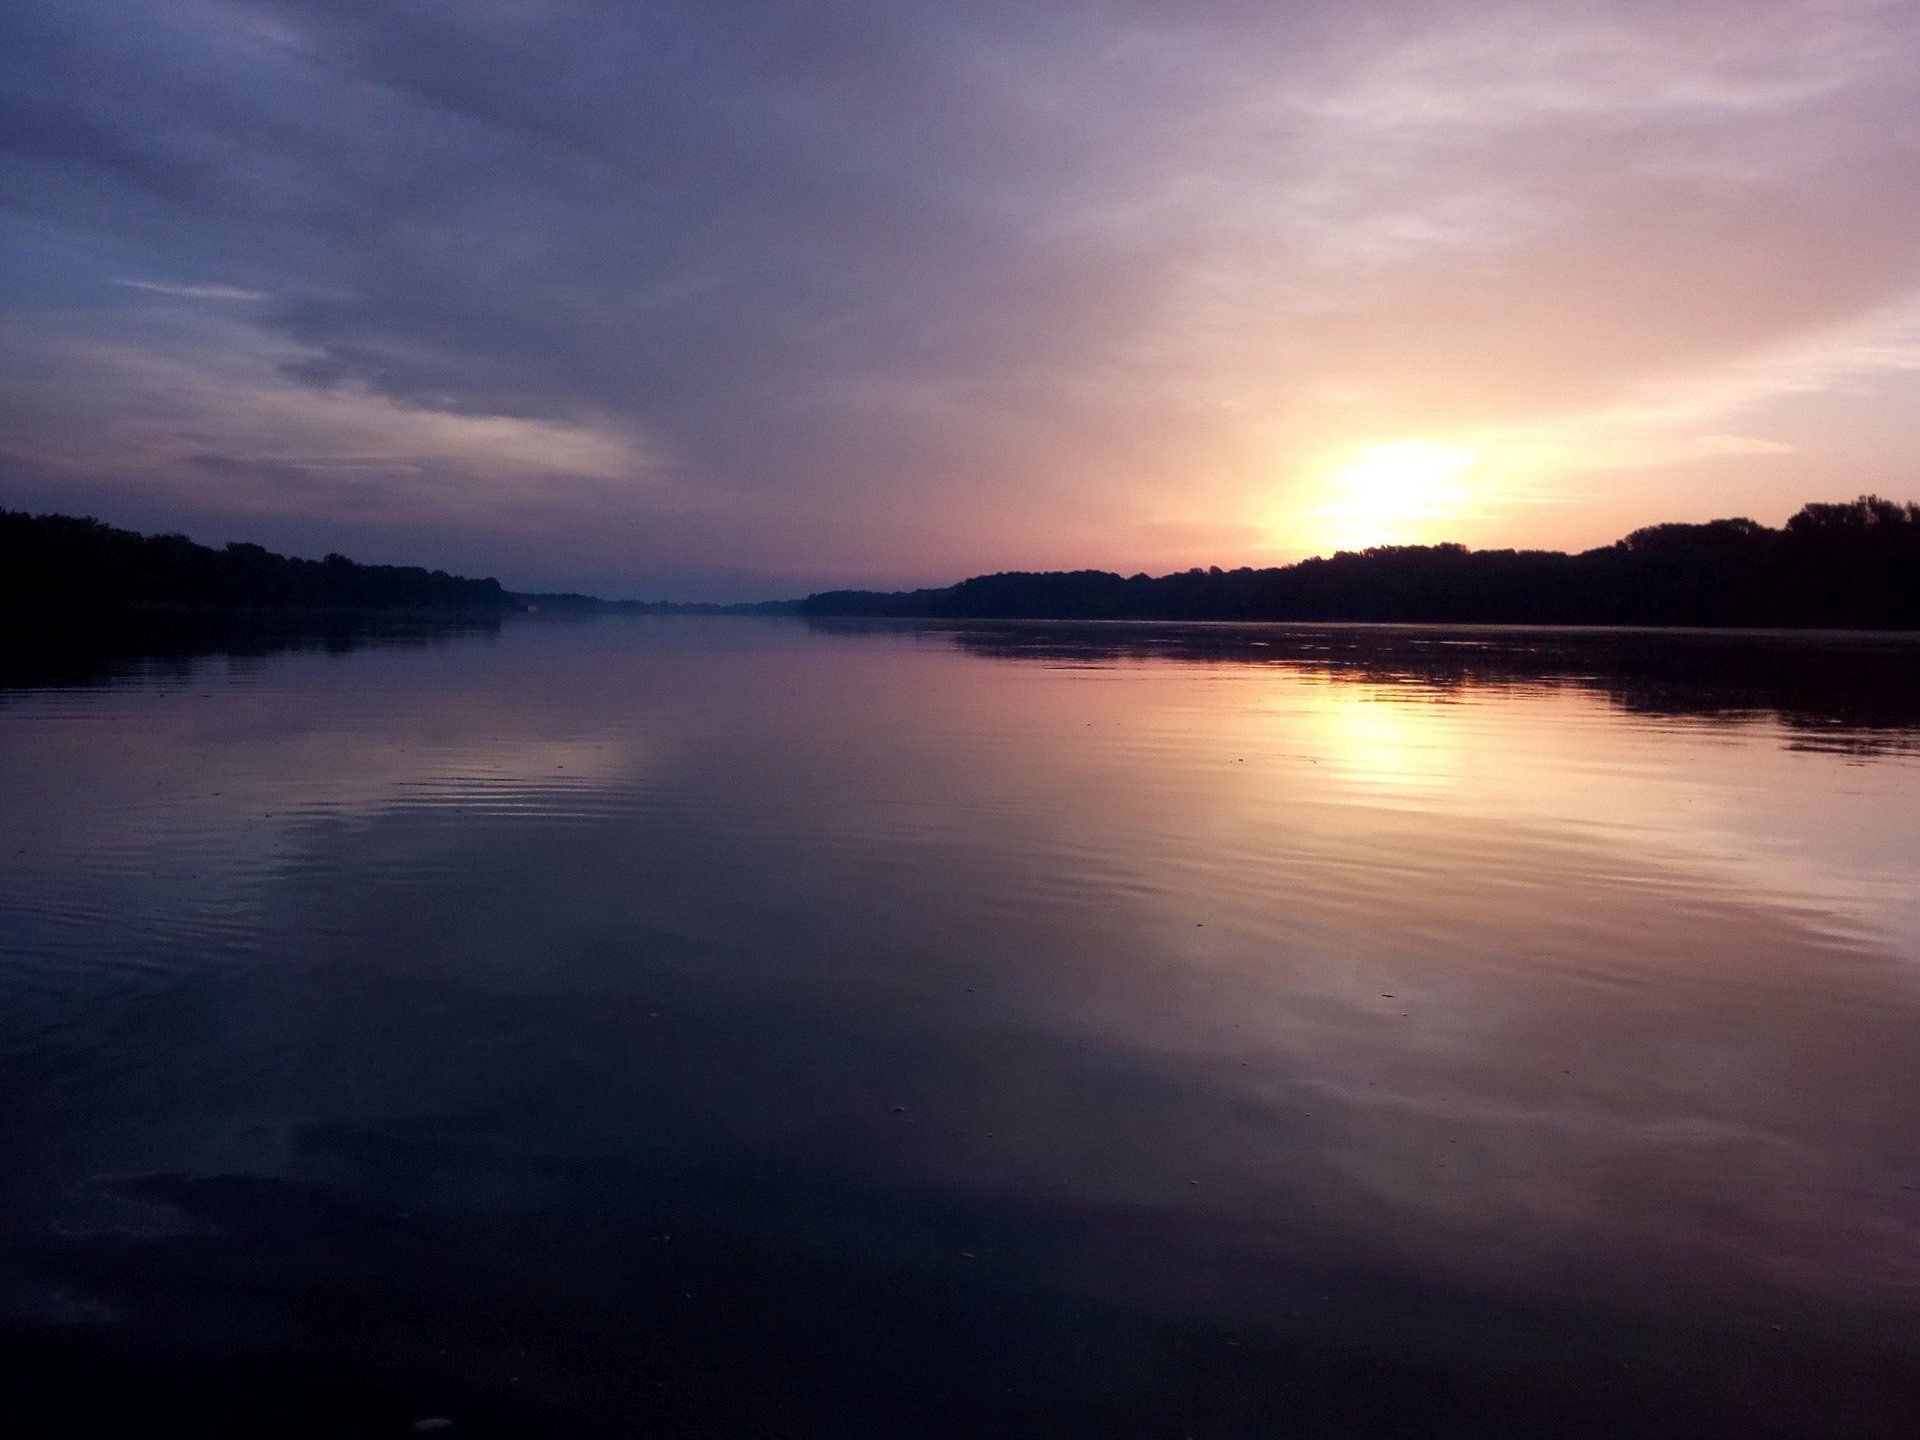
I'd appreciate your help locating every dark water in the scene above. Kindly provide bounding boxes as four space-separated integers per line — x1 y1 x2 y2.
3 616 1918 1438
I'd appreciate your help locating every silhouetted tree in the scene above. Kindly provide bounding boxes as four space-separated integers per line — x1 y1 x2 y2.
8 496 1917 627
0 509 510 610
804 497 1920 629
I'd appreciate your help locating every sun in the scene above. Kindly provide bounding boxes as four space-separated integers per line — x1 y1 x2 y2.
1311 439 1480 551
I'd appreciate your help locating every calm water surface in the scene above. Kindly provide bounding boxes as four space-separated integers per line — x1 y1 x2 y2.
2 617 1918 1437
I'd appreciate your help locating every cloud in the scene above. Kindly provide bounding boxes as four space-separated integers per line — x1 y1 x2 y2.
3 0 1919 589
114 278 268 301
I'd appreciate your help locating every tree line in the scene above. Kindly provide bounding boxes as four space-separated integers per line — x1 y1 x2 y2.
0 508 797 615
1 508 510 610
6 495 1917 626
802 497 1920 629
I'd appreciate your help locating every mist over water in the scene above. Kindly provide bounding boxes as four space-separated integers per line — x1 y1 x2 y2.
3 616 1918 1438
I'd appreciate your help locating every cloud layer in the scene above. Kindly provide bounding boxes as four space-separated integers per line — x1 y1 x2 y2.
3 0 1918 595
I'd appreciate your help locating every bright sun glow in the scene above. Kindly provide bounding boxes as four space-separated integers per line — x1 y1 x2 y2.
1312 439 1482 552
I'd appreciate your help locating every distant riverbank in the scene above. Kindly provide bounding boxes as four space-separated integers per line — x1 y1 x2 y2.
802 496 1920 629
8 494 1918 629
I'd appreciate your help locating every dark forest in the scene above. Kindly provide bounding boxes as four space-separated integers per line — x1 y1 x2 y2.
6 496 1918 628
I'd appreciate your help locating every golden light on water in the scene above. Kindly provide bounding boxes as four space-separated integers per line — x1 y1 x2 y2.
1308 439 1483 553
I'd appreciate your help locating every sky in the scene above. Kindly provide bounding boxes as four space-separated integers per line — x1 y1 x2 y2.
2 0 1919 600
